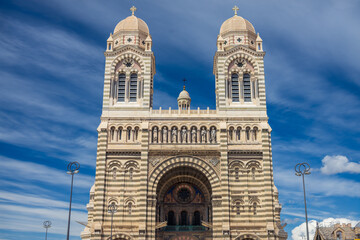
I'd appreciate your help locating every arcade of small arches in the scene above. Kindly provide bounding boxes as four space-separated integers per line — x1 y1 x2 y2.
151 125 217 144
109 125 141 143
228 125 260 143
108 125 262 144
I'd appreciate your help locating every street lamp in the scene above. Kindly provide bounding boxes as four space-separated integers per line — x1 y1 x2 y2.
66 161 80 240
43 220 52 240
295 162 311 240
108 202 118 240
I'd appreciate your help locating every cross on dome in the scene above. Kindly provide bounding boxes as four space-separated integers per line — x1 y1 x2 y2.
183 78 187 90
130 6 137 15
232 5 239 15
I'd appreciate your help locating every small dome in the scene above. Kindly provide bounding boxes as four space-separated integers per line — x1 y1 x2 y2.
90 184 95 194
177 89 191 100
220 15 255 36
114 15 149 35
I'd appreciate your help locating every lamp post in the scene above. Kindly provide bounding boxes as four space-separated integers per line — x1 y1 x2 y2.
43 220 51 240
66 161 80 240
108 202 118 240
295 162 311 240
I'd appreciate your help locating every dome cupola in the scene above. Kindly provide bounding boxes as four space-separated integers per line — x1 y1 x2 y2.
217 6 257 51
177 79 191 110
106 6 151 51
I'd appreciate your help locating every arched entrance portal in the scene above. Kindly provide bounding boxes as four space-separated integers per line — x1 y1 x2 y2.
156 166 212 239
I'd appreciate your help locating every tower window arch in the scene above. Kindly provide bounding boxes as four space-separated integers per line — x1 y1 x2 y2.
231 74 239 102
129 73 138 102
118 73 126 102
243 73 251 102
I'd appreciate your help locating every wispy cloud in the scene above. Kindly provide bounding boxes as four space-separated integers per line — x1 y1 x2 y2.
0 156 94 189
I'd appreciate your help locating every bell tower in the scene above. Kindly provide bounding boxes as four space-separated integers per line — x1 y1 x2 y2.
103 6 155 112
213 6 266 113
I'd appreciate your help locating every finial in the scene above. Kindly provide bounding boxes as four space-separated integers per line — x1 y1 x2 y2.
232 5 239 16
130 6 137 15
183 78 187 90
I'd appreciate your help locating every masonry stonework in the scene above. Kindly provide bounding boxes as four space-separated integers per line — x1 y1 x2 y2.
81 6 287 240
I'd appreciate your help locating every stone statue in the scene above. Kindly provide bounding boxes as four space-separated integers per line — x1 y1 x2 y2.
153 127 158 143
210 127 216 143
181 127 187 143
162 127 168 143
171 128 177 143
191 128 197 143
201 127 207 143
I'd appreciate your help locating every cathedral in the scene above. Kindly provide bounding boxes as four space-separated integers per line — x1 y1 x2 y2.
81 6 287 240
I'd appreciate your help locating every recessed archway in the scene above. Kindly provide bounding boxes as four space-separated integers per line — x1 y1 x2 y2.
155 166 213 240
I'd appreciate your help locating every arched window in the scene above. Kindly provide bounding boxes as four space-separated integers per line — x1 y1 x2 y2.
167 211 175 226
118 73 126 102
127 127 132 141
251 167 256 180
110 127 115 141
336 231 342 240
134 127 139 141
129 73 137 102
229 127 234 141
236 127 241 141
180 211 188 225
231 74 239 102
253 127 258 141
243 73 251 102
246 127 251 141
193 211 201 225
118 127 123 141
253 203 257 215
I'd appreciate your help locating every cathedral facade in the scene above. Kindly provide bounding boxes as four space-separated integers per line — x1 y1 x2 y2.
81 6 287 240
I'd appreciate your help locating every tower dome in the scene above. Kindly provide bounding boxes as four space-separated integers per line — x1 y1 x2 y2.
114 15 149 35
107 6 151 51
220 15 255 36
217 6 257 51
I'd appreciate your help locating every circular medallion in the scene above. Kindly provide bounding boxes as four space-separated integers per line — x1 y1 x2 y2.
173 183 195 204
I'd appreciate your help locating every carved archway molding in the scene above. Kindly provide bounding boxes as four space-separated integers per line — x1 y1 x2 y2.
148 155 221 194
107 232 133 240
235 233 261 240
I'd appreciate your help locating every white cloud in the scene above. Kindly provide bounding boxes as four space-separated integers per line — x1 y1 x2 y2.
321 155 360 175
291 218 360 240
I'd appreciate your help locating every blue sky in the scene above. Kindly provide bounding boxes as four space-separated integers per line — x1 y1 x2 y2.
0 0 359 239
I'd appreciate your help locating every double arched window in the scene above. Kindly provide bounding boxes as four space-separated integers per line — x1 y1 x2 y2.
230 73 254 103
117 73 139 102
